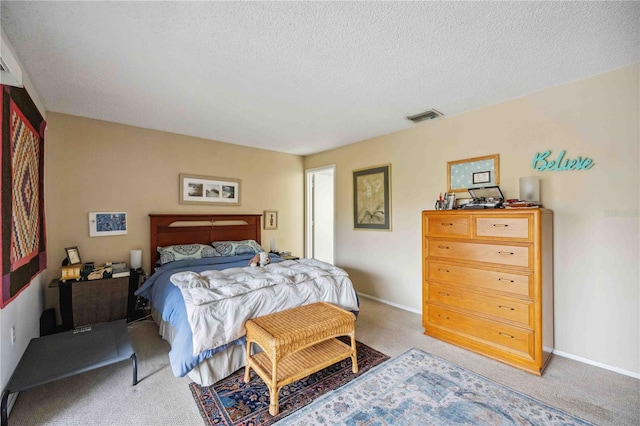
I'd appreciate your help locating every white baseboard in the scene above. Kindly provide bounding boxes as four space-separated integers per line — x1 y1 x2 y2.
552 350 640 379
357 292 421 315
358 292 640 379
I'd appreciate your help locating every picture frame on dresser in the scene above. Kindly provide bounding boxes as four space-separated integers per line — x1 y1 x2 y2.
65 246 81 265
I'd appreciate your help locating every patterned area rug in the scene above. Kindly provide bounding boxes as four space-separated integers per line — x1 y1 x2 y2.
189 339 389 425
283 348 594 425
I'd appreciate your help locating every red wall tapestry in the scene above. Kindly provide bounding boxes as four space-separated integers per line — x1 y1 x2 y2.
1 85 46 308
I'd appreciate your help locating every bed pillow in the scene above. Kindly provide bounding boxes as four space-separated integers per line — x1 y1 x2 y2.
157 243 220 265
211 240 264 256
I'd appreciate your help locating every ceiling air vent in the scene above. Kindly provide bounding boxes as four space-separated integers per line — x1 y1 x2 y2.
406 109 443 123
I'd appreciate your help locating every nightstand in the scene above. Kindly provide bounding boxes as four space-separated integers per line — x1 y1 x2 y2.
55 269 146 330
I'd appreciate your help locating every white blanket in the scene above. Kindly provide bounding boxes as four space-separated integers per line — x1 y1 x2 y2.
170 259 360 355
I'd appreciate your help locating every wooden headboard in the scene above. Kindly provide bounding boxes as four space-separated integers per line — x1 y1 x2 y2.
149 214 262 268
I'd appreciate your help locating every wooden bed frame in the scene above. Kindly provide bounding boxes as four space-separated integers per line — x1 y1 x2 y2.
149 214 262 268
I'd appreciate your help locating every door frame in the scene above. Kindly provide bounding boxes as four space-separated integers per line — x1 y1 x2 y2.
305 165 336 262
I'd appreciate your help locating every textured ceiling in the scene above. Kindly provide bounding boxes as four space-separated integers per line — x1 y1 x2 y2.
1 2 638 155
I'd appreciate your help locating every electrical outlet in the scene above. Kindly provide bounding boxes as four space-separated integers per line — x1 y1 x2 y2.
10 325 16 344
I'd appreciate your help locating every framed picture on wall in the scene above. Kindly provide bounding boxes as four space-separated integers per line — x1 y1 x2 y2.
264 210 278 230
353 164 391 230
447 154 500 193
179 173 241 206
89 212 128 237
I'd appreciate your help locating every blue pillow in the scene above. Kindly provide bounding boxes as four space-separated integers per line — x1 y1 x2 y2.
211 240 264 256
157 244 220 265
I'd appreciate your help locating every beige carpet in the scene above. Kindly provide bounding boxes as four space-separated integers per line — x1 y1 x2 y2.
7 297 639 425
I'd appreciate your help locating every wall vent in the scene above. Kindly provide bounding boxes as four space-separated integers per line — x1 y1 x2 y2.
406 109 443 123
0 54 23 87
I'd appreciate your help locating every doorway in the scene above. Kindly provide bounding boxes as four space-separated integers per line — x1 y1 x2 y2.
305 165 335 264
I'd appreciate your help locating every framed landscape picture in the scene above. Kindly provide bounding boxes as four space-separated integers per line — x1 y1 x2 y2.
179 174 241 206
353 164 391 230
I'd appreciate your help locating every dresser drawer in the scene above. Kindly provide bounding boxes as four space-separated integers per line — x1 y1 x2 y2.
428 240 531 268
425 215 469 238
429 283 532 327
475 217 531 240
427 261 532 298
427 305 533 357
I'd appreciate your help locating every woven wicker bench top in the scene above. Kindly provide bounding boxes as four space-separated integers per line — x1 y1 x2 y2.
245 302 355 358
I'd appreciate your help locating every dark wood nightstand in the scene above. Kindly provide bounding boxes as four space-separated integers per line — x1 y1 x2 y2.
54 269 146 330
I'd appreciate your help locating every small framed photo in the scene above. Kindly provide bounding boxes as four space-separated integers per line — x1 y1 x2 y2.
264 210 278 230
65 246 82 265
89 212 128 237
179 173 241 206
472 171 491 185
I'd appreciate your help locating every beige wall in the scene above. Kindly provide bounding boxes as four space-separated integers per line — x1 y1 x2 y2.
305 64 640 375
44 113 304 307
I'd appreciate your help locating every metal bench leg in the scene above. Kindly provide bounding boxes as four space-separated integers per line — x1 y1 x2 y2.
131 353 138 386
1 390 10 426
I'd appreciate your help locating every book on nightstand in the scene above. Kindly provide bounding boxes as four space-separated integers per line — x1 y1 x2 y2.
111 262 130 278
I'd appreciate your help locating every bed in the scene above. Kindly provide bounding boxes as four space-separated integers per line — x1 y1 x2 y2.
135 214 359 386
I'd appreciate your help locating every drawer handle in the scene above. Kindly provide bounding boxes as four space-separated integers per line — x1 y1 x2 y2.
438 292 450 297
441 223 454 226
498 251 514 255
438 246 450 250
499 332 515 339
498 278 515 283
438 268 450 273
499 305 515 311
438 314 450 320
493 224 509 227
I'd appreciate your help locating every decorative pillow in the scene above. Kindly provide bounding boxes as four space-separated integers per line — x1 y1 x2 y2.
157 244 220 265
211 240 264 256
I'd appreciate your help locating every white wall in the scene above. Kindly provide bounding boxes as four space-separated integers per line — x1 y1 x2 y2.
305 64 640 376
0 30 47 401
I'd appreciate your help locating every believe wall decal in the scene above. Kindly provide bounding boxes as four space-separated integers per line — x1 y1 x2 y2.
1 85 47 308
532 150 595 171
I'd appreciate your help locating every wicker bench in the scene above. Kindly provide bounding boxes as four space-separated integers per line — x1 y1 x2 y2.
244 302 358 415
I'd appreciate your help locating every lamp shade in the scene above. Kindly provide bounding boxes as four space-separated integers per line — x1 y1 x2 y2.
130 249 142 270
519 176 540 203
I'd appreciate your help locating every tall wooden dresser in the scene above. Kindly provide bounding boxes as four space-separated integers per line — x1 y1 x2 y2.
422 208 553 375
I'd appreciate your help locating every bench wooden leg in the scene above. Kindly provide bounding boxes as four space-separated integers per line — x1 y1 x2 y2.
244 341 252 383
350 333 359 373
268 384 279 416
268 361 279 415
